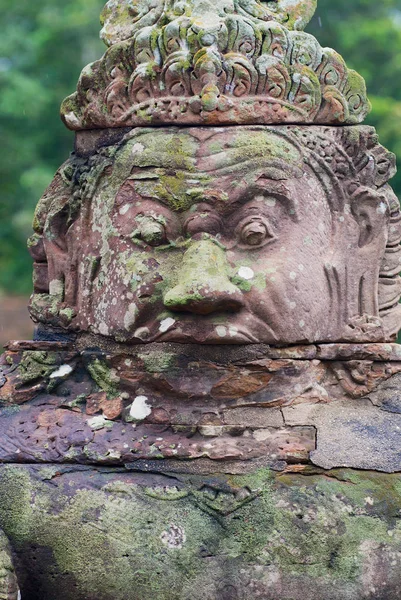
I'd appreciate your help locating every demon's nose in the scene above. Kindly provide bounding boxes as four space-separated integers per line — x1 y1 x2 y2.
163 240 244 315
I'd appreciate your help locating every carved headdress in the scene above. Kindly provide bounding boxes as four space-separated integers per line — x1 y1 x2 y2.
61 0 370 129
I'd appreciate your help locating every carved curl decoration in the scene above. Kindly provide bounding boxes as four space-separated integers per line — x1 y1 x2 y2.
60 0 370 130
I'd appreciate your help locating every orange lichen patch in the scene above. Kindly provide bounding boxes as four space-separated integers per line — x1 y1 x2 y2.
86 392 124 420
211 371 272 399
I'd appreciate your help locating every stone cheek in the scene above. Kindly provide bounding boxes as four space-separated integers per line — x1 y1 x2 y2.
28 125 401 345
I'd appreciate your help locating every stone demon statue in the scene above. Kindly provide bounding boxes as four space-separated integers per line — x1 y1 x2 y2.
2 1 401 598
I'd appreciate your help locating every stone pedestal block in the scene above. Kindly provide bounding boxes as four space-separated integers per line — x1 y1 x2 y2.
0 464 400 600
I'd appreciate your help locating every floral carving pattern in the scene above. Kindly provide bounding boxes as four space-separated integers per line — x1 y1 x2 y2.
61 0 370 130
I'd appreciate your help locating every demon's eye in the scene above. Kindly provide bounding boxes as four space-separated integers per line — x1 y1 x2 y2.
132 215 167 247
237 216 274 248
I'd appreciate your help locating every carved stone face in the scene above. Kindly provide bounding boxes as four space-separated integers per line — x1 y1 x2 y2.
32 125 401 345
86 129 331 344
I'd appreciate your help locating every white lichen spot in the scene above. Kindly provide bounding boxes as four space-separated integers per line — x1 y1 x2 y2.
99 322 109 336
298 264 304 272
161 524 186 550
135 327 150 340
253 429 272 442
125 359 132 367
338 216 345 222
159 317 176 333
299 320 305 328
87 415 108 431
50 364 73 379
365 497 374 506
119 204 130 215
228 325 238 337
216 326 227 337
124 303 138 330
199 425 223 437
238 266 254 280
107 449 121 460
129 396 152 421
289 301 297 310
132 142 145 154
377 202 388 214
49 279 64 297
290 271 297 280
265 197 276 207
64 111 80 128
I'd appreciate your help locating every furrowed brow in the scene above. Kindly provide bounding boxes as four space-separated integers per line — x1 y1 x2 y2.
250 179 299 218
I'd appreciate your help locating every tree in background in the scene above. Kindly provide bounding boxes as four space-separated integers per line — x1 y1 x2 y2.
309 0 401 195
0 0 104 294
1 0 401 295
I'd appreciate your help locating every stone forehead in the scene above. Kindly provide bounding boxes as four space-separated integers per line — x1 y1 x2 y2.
71 125 392 218
123 127 302 168
108 125 395 189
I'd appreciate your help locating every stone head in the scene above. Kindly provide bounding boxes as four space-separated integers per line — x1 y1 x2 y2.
25 0 401 347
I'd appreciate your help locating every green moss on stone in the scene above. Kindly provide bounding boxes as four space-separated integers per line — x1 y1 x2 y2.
0 467 400 599
18 351 58 384
86 359 120 398
137 350 176 373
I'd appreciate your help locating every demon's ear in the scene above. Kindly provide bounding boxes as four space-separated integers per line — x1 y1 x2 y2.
351 187 389 248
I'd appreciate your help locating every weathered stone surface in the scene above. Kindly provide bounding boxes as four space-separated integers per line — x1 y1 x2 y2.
0 529 19 600
61 0 370 129
2 343 401 472
3 1 401 597
1 464 401 600
284 399 401 473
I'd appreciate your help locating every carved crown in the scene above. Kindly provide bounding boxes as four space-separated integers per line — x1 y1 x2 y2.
61 0 371 130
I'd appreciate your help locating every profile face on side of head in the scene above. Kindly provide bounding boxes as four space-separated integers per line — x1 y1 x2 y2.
29 125 401 345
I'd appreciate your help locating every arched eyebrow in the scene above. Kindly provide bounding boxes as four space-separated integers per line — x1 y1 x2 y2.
212 178 299 221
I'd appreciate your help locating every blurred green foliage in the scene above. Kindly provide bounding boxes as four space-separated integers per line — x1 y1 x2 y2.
1 0 401 294
0 0 104 294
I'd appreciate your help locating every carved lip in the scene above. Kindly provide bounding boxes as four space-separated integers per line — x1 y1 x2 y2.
152 329 258 344
143 316 278 344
